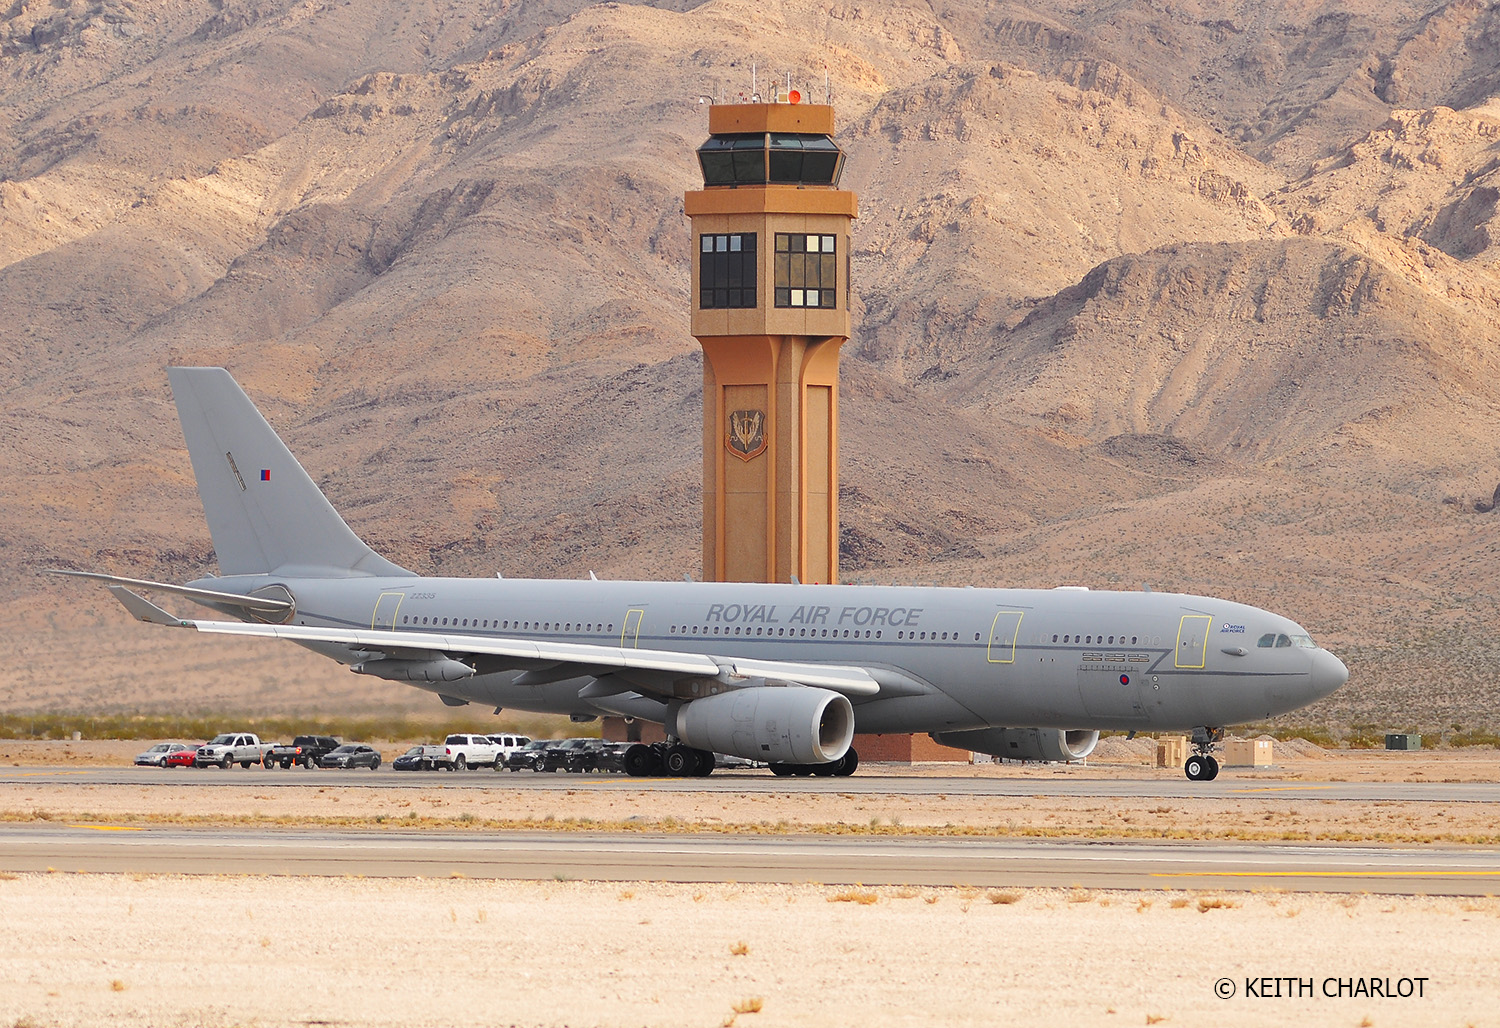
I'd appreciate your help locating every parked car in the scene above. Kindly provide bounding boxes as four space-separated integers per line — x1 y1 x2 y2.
264 735 341 769
596 741 633 774
392 746 431 771
135 742 196 767
438 733 501 771
540 738 601 773
195 733 274 769
503 739 551 772
318 744 381 770
486 734 532 771
164 745 204 768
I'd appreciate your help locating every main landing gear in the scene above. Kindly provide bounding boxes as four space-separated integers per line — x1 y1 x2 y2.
1184 726 1224 781
623 742 714 778
769 748 859 778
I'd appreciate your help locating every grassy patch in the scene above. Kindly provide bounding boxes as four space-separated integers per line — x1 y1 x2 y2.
0 711 584 743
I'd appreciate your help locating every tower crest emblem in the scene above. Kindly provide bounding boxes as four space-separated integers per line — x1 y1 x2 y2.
727 409 767 461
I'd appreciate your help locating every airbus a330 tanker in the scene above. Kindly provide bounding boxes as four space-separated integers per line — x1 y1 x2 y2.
56 368 1348 780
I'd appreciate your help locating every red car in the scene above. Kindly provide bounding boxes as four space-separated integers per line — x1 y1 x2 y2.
163 745 204 768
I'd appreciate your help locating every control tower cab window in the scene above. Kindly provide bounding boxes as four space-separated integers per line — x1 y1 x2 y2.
700 233 757 309
775 233 837 308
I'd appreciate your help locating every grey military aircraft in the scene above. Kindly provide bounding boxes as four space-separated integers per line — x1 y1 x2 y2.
55 368 1347 780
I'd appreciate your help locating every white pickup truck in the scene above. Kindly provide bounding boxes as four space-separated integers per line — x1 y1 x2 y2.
195 732 274 769
437 733 501 771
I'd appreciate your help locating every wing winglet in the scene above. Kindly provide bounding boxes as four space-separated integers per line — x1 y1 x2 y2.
107 586 191 627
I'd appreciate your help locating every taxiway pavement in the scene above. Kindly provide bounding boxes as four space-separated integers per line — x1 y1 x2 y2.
3 824 1498 894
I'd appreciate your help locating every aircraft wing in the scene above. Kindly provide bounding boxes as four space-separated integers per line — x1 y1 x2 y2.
101 586 881 697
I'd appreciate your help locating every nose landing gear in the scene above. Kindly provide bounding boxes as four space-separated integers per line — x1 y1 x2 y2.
1184 726 1224 781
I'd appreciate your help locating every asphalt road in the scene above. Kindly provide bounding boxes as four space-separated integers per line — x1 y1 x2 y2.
4 825 1498 895
4 764 1499 802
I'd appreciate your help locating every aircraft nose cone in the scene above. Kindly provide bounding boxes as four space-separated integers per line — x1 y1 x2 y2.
1309 648 1349 701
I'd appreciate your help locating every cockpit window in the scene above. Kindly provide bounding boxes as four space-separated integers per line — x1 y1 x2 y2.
1290 634 1316 648
1274 634 1292 647
1257 633 1276 648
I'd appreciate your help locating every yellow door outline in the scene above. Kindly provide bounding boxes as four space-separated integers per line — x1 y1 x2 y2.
621 608 645 648
1175 614 1212 669
372 591 405 630
987 611 1025 664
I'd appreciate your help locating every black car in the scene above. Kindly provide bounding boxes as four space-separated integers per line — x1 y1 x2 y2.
318 744 381 770
392 746 430 771
264 735 341 769
541 738 604 773
595 741 633 774
503 739 551 772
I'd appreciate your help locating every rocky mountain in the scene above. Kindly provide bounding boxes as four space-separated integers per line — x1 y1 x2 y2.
4 0 1500 732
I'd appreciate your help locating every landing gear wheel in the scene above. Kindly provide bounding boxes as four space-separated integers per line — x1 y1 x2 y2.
812 761 838 777
692 748 715 776
664 747 691 776
1203 754 1219 781
1185 755 1208 781
833 748 859 777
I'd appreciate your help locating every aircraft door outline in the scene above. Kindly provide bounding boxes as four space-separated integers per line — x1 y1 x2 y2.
987 610 1025 664
621 608 645 648
372 591 405 630
1175 614 1211 669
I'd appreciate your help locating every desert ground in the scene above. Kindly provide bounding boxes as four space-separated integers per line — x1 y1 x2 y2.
2 874 1497 1028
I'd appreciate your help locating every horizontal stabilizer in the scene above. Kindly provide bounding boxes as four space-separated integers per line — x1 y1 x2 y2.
47 570 293 612
106 586 189 627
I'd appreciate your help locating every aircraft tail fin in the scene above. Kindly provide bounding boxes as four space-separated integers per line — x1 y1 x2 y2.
167 367 413 579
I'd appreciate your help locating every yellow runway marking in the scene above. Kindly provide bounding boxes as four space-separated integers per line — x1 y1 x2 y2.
7 771 95 778
1152 870 1500 879
66 825 143 832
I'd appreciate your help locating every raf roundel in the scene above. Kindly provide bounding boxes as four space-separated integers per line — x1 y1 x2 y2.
1119 674 1130 686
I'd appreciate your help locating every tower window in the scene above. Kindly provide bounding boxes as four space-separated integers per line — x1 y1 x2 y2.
700 233 757 309
774 234 837 308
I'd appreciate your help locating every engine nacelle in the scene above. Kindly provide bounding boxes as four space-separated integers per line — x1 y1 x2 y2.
673 686 854 765
930 727 1099 763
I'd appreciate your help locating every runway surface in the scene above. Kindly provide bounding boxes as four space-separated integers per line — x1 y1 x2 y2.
4 764 1499 802
3 824 1498 894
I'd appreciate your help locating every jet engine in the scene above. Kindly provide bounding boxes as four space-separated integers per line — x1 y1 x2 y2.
930 727 1098 763
673 686 854 765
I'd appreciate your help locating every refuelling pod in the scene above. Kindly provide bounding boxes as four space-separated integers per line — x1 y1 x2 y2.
930 727 1099 763
673 686 854 764
352 658 475 683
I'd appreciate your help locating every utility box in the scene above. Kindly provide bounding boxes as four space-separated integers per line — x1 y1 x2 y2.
1156 735 1187 768
1224 737 1274 767
1385 733 1422 750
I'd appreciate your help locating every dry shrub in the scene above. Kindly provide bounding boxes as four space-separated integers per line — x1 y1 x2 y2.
617 889 635 901
987 890 1021 905
1066 890 1094 904
730 941 749 956
923 894 939 905
894 887 919 899
827 889 878 905
109 980 126 992
1145 1016 1166 1025
1197 897 1238 913
1169 897 1191 909
732 997 764 1014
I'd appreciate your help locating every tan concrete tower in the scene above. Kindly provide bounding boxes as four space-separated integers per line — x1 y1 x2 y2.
685 103 856 584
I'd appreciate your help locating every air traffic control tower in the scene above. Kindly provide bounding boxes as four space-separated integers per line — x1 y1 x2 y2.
685 102 857 584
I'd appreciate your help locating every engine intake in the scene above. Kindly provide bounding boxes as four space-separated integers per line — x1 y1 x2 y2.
673 686 854 764
930 727 1099 763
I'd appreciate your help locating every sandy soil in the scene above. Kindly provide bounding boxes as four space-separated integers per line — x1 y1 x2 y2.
0 874 1495 1028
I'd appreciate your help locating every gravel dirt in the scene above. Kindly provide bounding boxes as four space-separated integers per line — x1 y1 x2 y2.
0 874 1495 1028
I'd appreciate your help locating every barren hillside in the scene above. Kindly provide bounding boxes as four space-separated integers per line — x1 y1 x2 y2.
4 0 1500 732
